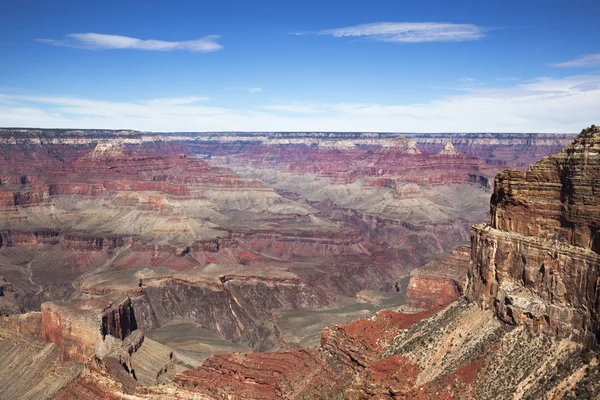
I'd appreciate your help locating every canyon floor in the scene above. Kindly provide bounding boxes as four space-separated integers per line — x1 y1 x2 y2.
0 128 594 399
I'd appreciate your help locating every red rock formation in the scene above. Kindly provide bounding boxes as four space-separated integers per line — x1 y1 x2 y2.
405 246 470 310
414 132 575 169
174 309 433 399
176 349 333 399
220 142 493 187
61 235 129 252
320 309 435 370
0 230 60 247
41 297 137 362
54 375 124 400
0 311 41 337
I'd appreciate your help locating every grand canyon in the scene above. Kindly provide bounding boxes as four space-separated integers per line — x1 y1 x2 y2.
2 126 599 399
3 1 599 397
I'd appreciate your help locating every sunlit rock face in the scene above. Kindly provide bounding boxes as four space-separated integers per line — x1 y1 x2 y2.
490 125 600 249
467 125 600 344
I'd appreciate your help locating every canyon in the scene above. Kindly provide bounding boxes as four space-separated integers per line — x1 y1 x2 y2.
169 126 600 399
0 127 592 399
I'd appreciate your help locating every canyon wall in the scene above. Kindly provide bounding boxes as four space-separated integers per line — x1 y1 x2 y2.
467 125 600 344
41 297 138 362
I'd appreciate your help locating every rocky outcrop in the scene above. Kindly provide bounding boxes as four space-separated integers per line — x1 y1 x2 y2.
61 234 129 252
467 224 600 343
0 311 42 337
438 141 458 156
41 297 137 362
100 298 138 340
0 230 60 247
405 246 470 310
467 125 600 345
0 277 22 315
490 125 600 249
86 141 125 158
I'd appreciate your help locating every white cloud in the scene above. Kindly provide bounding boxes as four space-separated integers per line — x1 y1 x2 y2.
1 75 599 132
142 97 209 106
225 87 263 93
552 53 600 68
38 33 223 52
294 22 486 43
264 104 319 113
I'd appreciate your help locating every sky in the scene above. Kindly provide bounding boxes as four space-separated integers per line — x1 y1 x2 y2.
1 0 600 133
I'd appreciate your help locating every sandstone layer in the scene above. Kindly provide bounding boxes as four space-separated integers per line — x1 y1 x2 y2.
467 125 600 345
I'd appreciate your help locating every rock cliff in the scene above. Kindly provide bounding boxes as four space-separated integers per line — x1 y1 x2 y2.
467 125 600 345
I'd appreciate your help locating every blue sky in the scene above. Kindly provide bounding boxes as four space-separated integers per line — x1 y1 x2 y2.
1 0 599 132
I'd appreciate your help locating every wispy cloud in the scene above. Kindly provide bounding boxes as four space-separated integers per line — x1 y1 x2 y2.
225 87 263 93
264 103 320 113
37 33 223 52
1 75 598 132
142 97 209 106
293 22 486 43
552 53 600 68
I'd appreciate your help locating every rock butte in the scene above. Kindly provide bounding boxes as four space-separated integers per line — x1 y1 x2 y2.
0 128 597 398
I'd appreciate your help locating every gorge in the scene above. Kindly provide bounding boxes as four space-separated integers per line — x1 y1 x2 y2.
0 127 595 399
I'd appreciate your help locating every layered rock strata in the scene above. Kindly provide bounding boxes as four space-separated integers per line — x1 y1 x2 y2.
467 125 600 344
0 127 585 398
405 246 470 310
41 296 138 362
176 301 595 399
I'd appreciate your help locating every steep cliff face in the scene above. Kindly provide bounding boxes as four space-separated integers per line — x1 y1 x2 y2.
490 125 600 249
467 125 600 344
41 297 138 362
